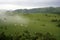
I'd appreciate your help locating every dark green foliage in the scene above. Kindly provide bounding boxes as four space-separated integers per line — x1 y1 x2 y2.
58 20 60 22
0 27 3 29
0 31 56 40
45 14 48 16
13 7 60 14
0 32 6 40
42 24 46 26
0 26 7 30
57 24 60 27
15 35 22 40
37 19 40 21
51 19 57 22
5 26 7 30
35 32 43 37
43 32 56 40
6 34 13 40
51 19 60 23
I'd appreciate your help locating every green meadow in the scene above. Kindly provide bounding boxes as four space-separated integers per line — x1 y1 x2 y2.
0 13 60 40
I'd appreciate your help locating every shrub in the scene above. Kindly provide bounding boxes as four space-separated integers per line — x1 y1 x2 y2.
57 24 60 27
0 31 56 40
51 19 57 22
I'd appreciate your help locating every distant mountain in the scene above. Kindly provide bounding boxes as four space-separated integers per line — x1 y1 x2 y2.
13 7 60 14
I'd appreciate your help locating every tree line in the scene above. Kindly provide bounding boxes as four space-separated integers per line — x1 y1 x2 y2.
13 7 60 14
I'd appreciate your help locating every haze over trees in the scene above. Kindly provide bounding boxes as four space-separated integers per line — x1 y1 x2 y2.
13 7 60 14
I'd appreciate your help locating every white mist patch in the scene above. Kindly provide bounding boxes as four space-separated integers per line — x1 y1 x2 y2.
7 15 29 24
0 12 30 26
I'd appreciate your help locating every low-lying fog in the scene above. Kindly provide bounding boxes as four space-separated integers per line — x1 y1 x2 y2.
0 11 30 27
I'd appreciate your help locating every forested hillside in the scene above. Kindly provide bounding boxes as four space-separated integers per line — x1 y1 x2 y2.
13 7 60 14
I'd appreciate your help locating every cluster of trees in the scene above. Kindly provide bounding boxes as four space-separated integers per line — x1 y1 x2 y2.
51 19 59 22
0 30 56 40
57 24 60 27
51 19 60 27
13 7 60 14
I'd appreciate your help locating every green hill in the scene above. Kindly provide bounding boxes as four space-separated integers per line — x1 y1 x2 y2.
13 7 60 14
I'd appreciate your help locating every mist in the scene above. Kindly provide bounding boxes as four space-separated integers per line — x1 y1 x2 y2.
0 11 30 27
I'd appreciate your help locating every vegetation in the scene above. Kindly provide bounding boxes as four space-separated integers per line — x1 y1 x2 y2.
0 31 56 40
57 24 60 27
0 7 60 40
13 7 60 14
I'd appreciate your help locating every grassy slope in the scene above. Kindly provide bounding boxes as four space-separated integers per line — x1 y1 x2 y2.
0 13 60 40
23 13 60 40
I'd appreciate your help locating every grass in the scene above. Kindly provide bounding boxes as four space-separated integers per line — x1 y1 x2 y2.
0 13 60 40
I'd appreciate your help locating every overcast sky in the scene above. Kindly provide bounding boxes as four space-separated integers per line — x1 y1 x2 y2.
0 0 60 10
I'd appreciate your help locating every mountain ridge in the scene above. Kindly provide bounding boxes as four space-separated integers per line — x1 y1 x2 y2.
12 7 60 14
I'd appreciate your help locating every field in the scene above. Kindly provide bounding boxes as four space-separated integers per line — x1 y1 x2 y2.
0 13 60 40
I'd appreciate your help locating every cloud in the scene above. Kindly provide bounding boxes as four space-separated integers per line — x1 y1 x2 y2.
0 0 60 10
